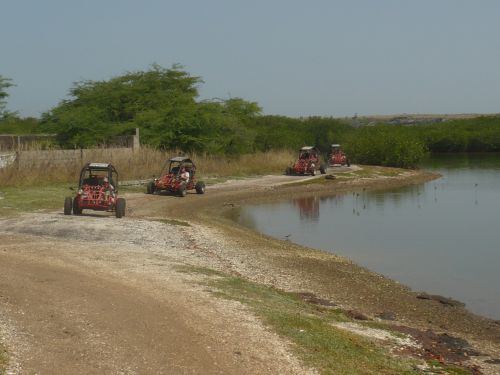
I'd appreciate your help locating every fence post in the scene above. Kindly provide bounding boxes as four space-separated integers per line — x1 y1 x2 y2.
15 151 20 170
133 128 140 151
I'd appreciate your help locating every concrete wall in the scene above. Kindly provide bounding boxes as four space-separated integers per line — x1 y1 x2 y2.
0 152 16 169
14 148 134 169
0 129 141 169
0 128 140 151
0 134 55 150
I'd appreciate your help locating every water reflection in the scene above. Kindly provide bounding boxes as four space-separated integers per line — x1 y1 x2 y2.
293 196 320 221
238 154 500 319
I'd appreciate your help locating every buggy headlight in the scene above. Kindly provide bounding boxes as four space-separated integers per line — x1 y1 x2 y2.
78 189 83 195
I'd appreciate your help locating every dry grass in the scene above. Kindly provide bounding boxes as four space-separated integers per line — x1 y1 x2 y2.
0 146 295 187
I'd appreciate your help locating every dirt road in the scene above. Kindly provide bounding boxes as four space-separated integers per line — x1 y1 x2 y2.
1 169 499 374
0 184 316 374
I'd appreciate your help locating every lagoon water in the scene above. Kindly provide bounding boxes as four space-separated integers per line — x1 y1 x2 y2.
238 154 500 320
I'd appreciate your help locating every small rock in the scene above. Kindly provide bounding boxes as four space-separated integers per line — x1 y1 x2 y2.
377 311 396 321
347 310 370 320
485 358 500 364
416 292 465 307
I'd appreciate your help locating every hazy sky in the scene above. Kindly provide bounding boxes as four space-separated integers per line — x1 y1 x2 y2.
2 0 500 118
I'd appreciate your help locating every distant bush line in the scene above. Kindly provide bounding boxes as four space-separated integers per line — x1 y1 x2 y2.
1 65 500 168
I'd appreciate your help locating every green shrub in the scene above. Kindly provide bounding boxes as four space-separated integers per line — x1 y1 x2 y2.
344 126 427 168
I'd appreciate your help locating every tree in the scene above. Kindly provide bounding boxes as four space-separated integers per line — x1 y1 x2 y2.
41 64 203 147
41 65 262 154
0 75 14 117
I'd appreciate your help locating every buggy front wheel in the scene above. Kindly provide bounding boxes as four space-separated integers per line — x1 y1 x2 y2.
178 185 187 197
195 181 205 194
115 198 126 218
73 197 82 215
64 197 72 215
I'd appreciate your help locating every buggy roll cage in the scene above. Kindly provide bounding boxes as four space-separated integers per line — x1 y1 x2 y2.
79 162 119 191
159 157 197 177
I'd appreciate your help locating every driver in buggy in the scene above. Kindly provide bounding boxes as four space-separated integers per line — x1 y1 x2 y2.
103 176 115 197
180 167 190 183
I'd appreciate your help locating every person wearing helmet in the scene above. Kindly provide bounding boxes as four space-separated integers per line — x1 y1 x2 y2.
180 167 190 183
103 176 115 197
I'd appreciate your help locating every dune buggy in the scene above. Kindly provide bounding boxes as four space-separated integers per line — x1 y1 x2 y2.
328 144 350 167
64 162 126 218
146 156 205 197
285 146 327 176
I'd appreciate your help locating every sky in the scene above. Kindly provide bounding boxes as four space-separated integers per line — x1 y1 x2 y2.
1 0 500 118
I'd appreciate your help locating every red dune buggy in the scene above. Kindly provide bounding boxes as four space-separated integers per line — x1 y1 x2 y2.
328 144 350 167
146 156 205 197
285 146 327 176
64 162 126 218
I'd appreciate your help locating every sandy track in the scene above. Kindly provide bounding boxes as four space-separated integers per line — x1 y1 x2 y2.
0 213 314 374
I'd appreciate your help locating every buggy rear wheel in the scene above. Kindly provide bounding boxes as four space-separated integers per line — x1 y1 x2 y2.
64 197 72 215
195 181 205 194
73 197 82 215
115 198 126 218
146 181 155 194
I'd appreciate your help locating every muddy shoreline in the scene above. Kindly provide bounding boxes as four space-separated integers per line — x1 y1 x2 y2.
130 167 500 355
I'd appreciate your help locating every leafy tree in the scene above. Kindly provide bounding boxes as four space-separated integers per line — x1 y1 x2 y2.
0 75 14 117
41 64 260 153
41 64 203 148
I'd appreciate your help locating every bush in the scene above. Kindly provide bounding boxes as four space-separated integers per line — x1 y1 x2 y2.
343 126 427 168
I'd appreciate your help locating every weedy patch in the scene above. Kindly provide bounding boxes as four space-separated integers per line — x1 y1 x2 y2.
185 266 420 374
0 183 150 217
284 166 408 188
282 176 339 187
120 185 148 193
0 184 71 217
155 218 191 227
0 343 7 375
425 360 477 375
336 166 406 179
174 265 225 277
182 266 480 374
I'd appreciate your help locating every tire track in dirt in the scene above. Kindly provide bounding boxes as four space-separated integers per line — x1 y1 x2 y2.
0 214 315 375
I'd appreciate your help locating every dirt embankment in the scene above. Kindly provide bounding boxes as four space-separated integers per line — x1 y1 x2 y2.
127 168 500 369
0 166 499 374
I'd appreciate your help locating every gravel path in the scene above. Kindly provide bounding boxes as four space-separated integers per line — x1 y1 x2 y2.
0 213 316 374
